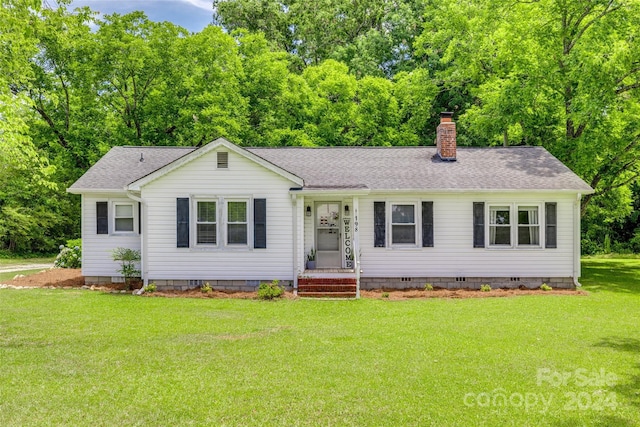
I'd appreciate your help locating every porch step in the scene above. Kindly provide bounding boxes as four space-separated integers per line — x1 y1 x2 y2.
297 291 357 298
297 278 357 298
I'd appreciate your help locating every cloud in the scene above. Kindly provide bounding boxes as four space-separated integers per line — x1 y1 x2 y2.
181 0 212 11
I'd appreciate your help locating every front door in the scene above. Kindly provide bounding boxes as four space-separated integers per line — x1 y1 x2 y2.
316 202 341 268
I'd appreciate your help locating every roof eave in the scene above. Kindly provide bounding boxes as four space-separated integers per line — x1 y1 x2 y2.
367 187 595 194
291 187 371 196
66 188 129 194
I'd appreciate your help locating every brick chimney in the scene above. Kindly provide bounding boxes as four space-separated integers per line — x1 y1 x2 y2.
436 112 456 161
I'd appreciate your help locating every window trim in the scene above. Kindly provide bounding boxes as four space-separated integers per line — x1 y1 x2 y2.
486 203 544 249
112 202 136 234
389 202 420 248
194 199 218 246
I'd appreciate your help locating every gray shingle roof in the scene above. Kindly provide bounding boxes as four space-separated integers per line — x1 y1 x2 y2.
68 146 195 191
69 143 593 193
247 146 593 192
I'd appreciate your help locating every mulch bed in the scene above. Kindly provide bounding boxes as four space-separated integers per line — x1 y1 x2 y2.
3 268 588 299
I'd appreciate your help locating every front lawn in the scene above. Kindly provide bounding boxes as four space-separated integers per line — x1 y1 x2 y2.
1 259 639 426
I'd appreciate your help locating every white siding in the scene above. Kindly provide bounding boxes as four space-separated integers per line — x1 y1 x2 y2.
141 147 296 281
358 192 578 278
81 193 142 277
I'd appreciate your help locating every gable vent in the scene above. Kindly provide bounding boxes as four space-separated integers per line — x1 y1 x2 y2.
217 152 229 169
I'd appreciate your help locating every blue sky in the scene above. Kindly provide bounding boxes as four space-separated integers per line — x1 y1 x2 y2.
67 0 214 33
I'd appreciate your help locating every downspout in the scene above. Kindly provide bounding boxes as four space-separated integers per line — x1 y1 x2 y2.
573 193 582 288
126 191 148 290
291 193 298 296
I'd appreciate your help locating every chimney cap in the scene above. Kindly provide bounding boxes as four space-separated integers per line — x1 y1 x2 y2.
440 111 454 119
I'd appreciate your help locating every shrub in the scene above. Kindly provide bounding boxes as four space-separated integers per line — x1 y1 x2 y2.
145 283 157 293
480 284 491 292
257 280 283 300
381 292 390 298
111 247 141 290
54 243 81 269
540 284 552 291
603 234 611 254
201 282 212 293
424 283 433 291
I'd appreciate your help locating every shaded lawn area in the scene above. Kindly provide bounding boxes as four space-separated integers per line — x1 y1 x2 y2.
1 260 639 426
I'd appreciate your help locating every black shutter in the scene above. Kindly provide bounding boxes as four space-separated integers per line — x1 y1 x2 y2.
473 202 485 248
96 202 108 234
138 202 142 234
176 198 189 248
545 202 557 248
422 201 434 247
374 201 386 247
254 198 267 249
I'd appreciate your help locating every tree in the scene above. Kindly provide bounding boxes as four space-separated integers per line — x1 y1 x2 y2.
213 0 428 75
0 0 60 253
416 0 640 219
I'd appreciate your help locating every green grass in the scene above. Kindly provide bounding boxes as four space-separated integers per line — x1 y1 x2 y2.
0 256 56 266
1 260 639 426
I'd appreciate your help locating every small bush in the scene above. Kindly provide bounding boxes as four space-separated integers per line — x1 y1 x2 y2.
201 282 212 293
480 284 491 292
381 292 390 298
257 280 283 300
424 283 433 291
111 247 141 290
54 244 81 269
540 284 552 291
145 283 157 293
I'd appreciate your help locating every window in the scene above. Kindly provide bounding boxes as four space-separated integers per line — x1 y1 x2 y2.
227 201 248 245
489 206 511 245
391 204 416 245
518 206 540 246
487 204 542 248
196 201 217 244
114 203 134 232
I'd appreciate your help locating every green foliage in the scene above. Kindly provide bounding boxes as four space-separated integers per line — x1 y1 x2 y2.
257 279 284 300
540 284 552 291
145 282 157 293
381 292 390 298
111 247 141 289
54 243 81 269
3 0 640 254
306 249 316 261
604 234 612 254
201 282 212 293
424 283 433 291
480 284 491 292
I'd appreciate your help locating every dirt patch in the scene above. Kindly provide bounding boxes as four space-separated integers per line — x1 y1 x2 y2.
148 288 299 299
361 287 588 300
2 268 588 299
4 268 85 288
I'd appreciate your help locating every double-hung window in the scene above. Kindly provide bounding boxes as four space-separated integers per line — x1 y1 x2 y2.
196 201 217 245
391 204 417 245
227 200 248 245
517 206 540 246
489 206 511 246
488 204 541 248
114 203 134 232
